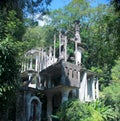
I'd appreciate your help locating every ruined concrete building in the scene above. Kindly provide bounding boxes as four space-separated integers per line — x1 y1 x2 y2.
16 21 99 121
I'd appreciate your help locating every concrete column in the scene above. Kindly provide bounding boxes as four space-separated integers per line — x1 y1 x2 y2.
72 89 77 98
53 34 56 63
75 44 82 65
96 77 99 99
21 61 24 72
75 21 82 65
28 73 32 81
85 76 88 101
47 76 51 88
78 71 80 85
35 56 38 71
92 77 96 101
49 46 52 66
43 52 47 69
61 64 66 85
61 90 70 104
59 31 61 57
79 71 87 102
47 94 53 121
38 51 41 72
41 49 44 70
30 57 33 70
26 58 29 70
64 35 67 62
75 30 81 43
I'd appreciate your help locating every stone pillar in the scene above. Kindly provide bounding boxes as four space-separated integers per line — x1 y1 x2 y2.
96 77 99 99
38 51 41 72
61 64 66 85
35 56 38 71
53 34 56 63
48 46 52 66
47 76 51 88
30 55 33 69
79 71 87 102
61 90 70 104
85 76 88 101
64 35 67 62
78 71 80 85
26 58 29 70
75 47 82 65
43 51 47 69
74 20 82 65
47 94 53 121
72 89 77 98
28 73 32 81
41 49 44 70
92 77 96 101
59 31 62 57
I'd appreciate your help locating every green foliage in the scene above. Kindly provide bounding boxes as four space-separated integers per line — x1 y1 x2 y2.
102 83 120 120
57 99 91 121
0 10 25 41
0 37 20 120
0 0 52 19
0 10 25 120
102 60 120 120
22 25 55 49
111 58 120 83
49 0 90 30
89 100 116 121
48 0 120 88
56 99 115 121
111 0 120 12
0 0 52 120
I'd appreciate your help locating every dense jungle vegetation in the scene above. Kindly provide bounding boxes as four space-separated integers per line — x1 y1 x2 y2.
0 0 120 120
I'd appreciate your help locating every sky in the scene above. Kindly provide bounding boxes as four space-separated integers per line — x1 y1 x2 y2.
49 0 71 10
49 0 109 10
38 0 110 26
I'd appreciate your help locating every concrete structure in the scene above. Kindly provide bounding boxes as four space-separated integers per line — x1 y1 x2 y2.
16 21 99 121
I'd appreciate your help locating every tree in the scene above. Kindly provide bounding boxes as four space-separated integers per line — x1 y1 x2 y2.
110 0 120 12
0 0 52 19
0 0 52 120
48 0 120 89
111 59 120 83
103 84 120 120
22 25 56 49
56 99 115 121
102 58 120 120
0 10 24 120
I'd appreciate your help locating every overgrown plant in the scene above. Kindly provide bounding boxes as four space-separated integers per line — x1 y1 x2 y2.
56 99 115 121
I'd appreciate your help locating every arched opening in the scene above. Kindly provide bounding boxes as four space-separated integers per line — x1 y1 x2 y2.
28 96 42 121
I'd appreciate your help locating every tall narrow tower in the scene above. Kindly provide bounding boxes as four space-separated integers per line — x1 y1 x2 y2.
74 20 83 65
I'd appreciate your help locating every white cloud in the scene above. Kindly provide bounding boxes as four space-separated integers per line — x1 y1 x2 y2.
35 14 51 26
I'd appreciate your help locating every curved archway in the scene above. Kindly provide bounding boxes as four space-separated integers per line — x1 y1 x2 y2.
28 96 42 121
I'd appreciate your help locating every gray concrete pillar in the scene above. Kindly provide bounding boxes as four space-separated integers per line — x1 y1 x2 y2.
72 89 77 98
75 46 82 65
47 76 51 88
61 90 70 104
30 57 33 69
79 71 87 102
28 73 32 81
47 94 53 121
85 76 88 101
35 56 38 71
92 79 95 101
96 78 99 99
